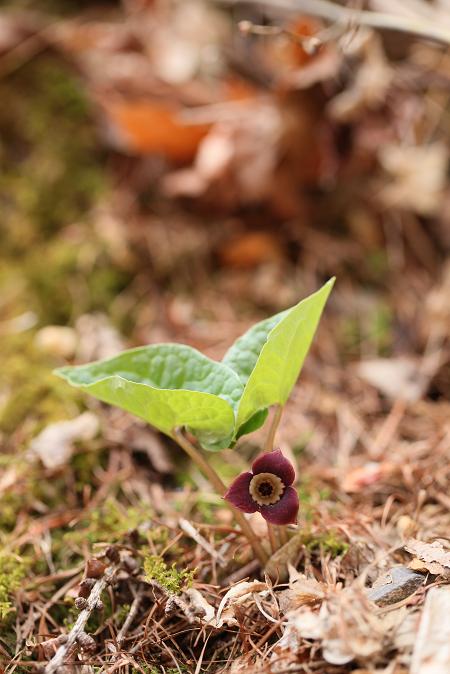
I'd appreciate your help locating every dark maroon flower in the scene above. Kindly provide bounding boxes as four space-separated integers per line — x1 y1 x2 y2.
224 449 299 525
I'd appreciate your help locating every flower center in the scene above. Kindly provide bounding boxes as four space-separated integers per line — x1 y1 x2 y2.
249 472 284 506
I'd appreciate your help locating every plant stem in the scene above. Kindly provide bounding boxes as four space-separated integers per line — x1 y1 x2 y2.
267 522 278 554
264 405 283 452
172 428 269 566
278 526 289 546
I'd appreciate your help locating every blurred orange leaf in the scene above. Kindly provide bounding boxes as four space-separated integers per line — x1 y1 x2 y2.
104 99 211 162
218 232 283 269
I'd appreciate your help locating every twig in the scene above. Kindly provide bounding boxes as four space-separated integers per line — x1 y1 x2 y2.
112 590 143 652
179 518 227 567
222 0 450 47
44 563 119 674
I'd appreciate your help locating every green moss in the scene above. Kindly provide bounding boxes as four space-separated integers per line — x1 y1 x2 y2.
0 491 26 533
0 552 31 621
143 554 195 595
64 498 152 548
147 526 170 546
0 57 103 251
296 477 332 523
0 333 82 436
339 300 393 359
0 54 132 327
300 529 349 558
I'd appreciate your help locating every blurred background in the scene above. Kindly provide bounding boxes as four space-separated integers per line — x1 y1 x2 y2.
2 0 449 429
1 0 450 668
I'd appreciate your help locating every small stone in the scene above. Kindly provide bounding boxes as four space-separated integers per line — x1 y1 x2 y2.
368 566 425 607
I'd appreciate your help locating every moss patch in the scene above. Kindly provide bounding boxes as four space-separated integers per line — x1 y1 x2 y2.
300 528 349 558
144 554 195 595
0 552 31 621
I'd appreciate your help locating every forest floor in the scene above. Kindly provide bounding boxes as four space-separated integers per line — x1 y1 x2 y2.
1 1 450 673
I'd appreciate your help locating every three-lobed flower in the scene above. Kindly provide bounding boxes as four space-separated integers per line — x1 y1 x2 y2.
224 449 299 525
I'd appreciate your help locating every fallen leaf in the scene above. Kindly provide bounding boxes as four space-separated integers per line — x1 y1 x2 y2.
29 412 99 469
103 99 211 162
265 536 304 582
164 101 282 204
34 325 77 359
278 566 325 613
341 461 394 493
405 539 450 576
280 583 408 666
329 35 392 122
357 357 427 402
215 580 268 627
218 232 283 269
411 586 450 674
182 588 216 624
126 425 173 474
378 143 447 216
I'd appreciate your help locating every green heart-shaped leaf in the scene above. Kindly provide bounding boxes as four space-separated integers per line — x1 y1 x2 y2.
55 344 243 450
55 280 334 451
229 278 335 430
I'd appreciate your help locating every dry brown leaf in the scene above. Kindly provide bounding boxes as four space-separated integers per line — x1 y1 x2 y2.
29 412 99 469
409 558 445 575
281 584 408 666
357 357 427 402
378 143 447 216
218 232 284 270
278 566 325 614
411 587 450 674
126 425 173 474
215 580 268 628
405 539 450 576
163 101 282 204
329 35 392 122
341 461 394 493
182 588 216 625
265 536 305 583
103 99 211 162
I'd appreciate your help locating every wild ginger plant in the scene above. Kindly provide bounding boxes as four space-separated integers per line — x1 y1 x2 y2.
56 278 334 564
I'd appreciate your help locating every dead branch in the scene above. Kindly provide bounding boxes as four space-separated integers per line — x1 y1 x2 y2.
222 0 450 47
43 563 119 674
179 518 227 567
107 587 144 660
